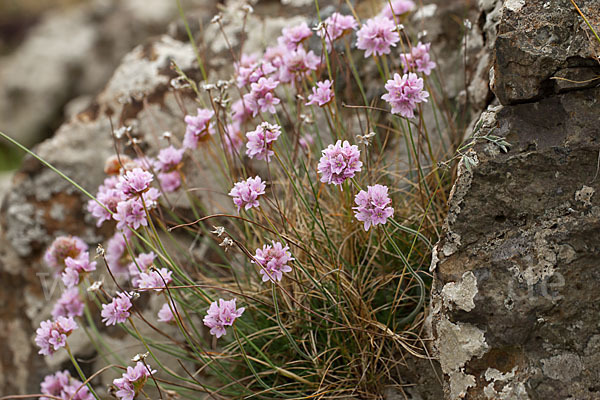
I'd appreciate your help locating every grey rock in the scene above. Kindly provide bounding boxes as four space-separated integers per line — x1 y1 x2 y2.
492 0 600 104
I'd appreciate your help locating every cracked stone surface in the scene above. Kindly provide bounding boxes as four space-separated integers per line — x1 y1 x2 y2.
431 0 600 396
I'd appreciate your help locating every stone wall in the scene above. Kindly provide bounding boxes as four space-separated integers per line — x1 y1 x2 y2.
431 0 600 398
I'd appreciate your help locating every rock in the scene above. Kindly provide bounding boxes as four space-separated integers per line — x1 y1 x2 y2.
432 66 600 400
492 0 600 104
0 0 212 148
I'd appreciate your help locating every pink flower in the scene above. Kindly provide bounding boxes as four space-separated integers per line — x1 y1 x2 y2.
158 171 181 192
245 122 281 161
399 41 436 75
117 168 153 197
87 186 124 227
316 12 357 50
235 53 276 88
317 140 363 185
243 77 280 117
280 46 320 82
381 72 429 118
113 198 146 231
44 236 88 273
137 268 173 292
183 108 214 149
52 287 84 319
158 302 176 323
379 0 415 19
229 176 266 212
253 241 294 282
106 232 130 275
101 292 133 326
35 316 78 356
353 184 395 231
155 146 184 172
232 99 253 125
356 16 400 58
128 252 156 286
222 123 244 155
40 370 93 400
203 298 245 338
113 362 156 400
281 22 312 50
306 80 335 107
61 253 97 288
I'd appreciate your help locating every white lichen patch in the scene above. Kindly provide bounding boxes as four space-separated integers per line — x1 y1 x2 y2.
436 316 489 373
505 0 525 12
449 370 476 399
483 367 530 399
575 185 594 206
441 271 478 312
429 245 440 272
522 230 557 286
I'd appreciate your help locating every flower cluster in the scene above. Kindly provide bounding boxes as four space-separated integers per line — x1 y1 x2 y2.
229 176 266 212
306 80 334 107
281 22 312 50
52 287 84 319
44 236 88 273
155 145 184 192
40 370 93 400
280 46 319 82
379 0 415 20
400 42 436 75
62 252 96 287
183 108 215 149
203 298 245 338
117 167 153 197
253 241 294 282
158 302 176 323
356 16 400 58
245 122 281 161
136 267 173 292
113 362 156 400
101 292 133 326
128 252 156 286
35 316 78 356
243 77 280 116
381 72 429 118
353 184 395 231
318 140 363 185
316 12 357 51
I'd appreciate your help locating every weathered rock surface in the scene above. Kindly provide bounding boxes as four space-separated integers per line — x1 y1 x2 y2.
431 0 600 398
492 0 600 104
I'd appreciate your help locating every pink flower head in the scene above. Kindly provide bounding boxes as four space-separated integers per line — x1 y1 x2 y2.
128 251 156 286
353 184 395 231
158 171 181 192
306 80 335 107
113 198 146 231
245 122 281 161
232 99 253 125
101 292 133 326
203 298 245 338
113 362 156 400
137 268 173 292
229 176 266 212
243 77 280 117
381 72 429 118
253 241 294 282
44 236 88 273
380 0 415 19
281 22 312 50
52 287 85 319
155 146 184 172
158 302 176 323
317 12 357 50
235 53 276 88
317 140 363 185
399 41 436 75
41 370 93 400
183 108 215 149
61 252 97 288
356 16 400 58
281 46 320 82
106 232 130 275
35 316 78 356
88 186 124 227
117 168 153 197
222 123 244 155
